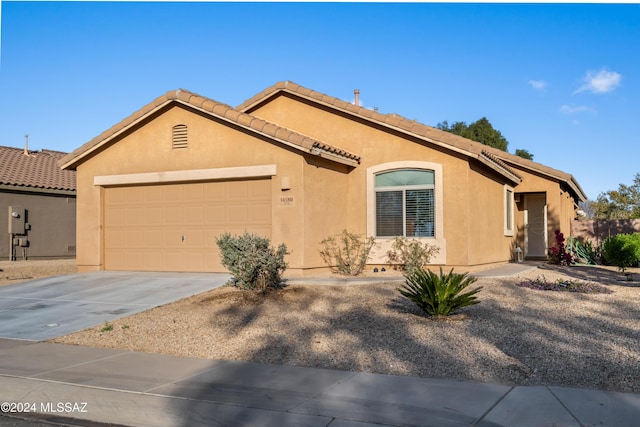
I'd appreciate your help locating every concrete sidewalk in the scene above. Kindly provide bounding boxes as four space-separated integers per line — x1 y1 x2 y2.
1 339 639 426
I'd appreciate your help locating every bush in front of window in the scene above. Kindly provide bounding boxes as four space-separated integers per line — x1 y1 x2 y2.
319 230 377 276
398 268 483 317
385 237 439 273
216 232 289 291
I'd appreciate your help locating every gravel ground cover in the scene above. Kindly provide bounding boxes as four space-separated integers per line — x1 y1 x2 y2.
0 259 76 286
47 262 640 394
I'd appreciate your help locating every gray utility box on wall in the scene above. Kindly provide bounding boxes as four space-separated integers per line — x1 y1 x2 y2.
8 206 26 235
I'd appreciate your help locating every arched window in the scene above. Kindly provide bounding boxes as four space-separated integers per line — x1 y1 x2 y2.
172 124 188 149
375 169 435 237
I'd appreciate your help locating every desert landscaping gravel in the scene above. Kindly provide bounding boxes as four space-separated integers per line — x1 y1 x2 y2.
0 259 76 286
40 262 639 394
3 259 638 394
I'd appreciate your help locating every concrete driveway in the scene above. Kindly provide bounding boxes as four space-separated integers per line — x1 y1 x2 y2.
0 271 230 341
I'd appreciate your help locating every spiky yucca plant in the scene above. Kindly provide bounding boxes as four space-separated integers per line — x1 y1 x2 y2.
398 268 483 317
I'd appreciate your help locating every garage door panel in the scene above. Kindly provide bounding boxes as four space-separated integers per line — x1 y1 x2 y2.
250 181 270 197
143 229 164 247
162 252 185 271
127 207 148 227
163 230 183 248
165 206 182 224
105 207 127 227
205 206 226 224
204 185 226 201
185 206 204 224
141 252 163 270
106 230 125 247
184 183 205 201
226 181 248 200
125 187 146 203
250 204 271 224
105 179 271 272
227 205 248 223
145 185 166 202
185 252 207 271
146 207 164 225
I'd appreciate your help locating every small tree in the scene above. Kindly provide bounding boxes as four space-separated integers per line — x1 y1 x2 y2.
319 230 376 276
216 232 289 291
437 117 508 151
514 148 534 160
592 173 640 220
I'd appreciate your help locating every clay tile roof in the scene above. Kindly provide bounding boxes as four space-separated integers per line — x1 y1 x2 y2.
480 150 523 181
59 88 360 170
0 145 76 192
237 80 586 201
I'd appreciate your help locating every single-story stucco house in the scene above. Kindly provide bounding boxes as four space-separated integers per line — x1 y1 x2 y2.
59 81 586 275
1 145 76 260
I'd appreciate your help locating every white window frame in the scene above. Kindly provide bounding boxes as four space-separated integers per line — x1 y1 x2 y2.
504 185 515 237
374 172 435 238
367 161 446 265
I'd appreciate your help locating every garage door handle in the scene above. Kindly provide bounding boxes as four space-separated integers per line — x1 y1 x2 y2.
181 235 185 242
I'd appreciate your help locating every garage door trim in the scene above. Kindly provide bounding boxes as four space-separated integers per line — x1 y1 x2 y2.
94 164 277 186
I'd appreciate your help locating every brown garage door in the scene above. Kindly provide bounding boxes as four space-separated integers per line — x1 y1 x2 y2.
104 179 271 272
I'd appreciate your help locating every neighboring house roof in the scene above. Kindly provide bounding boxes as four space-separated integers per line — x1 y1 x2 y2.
238 81 587 202
0 145 76 193
59 90 361 170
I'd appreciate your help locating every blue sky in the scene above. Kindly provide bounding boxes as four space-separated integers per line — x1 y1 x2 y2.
1 2 638 200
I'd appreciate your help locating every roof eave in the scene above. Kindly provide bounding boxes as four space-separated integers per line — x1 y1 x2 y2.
60 93 359 171
566 177 588 203
243 85 518 181
174 99 359 167
241 82 591 201
0 183 76 196
59 98 175 170
494 154 588 202
477 155 522 185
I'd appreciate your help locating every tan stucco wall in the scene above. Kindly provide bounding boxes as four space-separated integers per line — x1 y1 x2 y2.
75 105 310 272
74 94 580 273
466 164 515 265
505 164 576 258
248 94 520 269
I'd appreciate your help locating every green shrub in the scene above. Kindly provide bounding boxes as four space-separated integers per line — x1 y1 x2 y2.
386 237 439 273
216 232 289 290
398 268 482 317
602 233 640 272
319 230 377 276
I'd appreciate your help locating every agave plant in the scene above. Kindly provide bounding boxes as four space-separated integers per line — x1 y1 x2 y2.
398 268 483 317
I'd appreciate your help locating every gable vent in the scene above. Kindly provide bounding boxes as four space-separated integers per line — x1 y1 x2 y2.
172 124 188 149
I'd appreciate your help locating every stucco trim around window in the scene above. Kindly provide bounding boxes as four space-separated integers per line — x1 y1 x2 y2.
504 185 515 237
94 164 277 186
366 161 446 265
